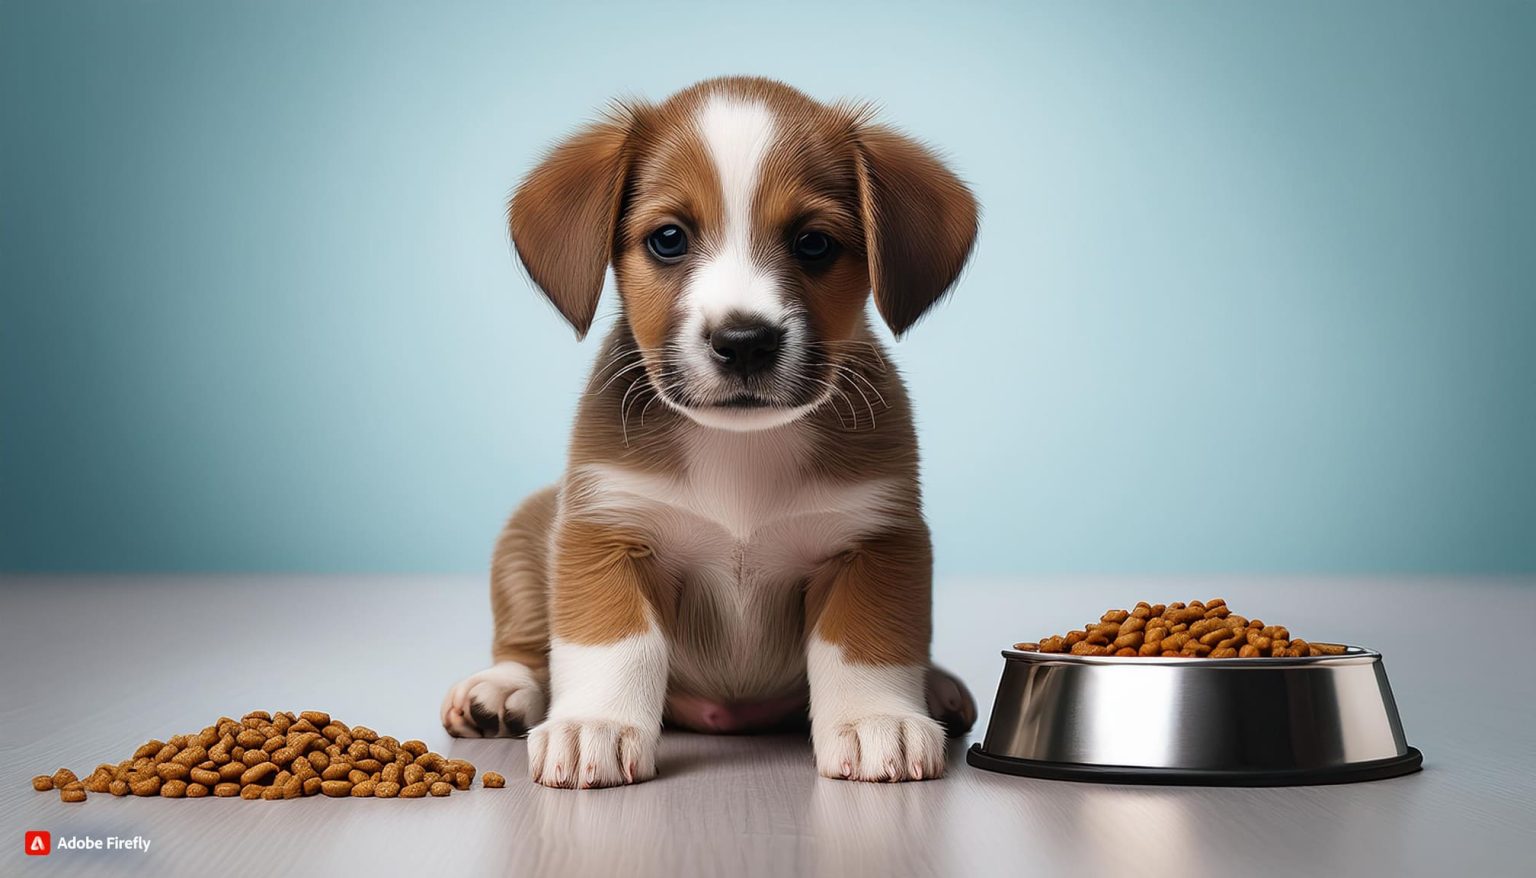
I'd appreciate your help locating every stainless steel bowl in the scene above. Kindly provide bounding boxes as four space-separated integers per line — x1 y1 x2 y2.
967 646 1422 785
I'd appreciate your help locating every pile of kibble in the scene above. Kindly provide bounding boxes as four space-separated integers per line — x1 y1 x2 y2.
31 710 507 803
1015 599 1348 658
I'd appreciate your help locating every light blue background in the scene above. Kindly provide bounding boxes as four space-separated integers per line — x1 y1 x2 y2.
3 1 1533 573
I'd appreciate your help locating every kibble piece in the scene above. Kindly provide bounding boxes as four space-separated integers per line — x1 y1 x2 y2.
161 780 188 798
190 767 220 785
240 762 277 786
157 762 190 781
214 782 240 797
240 784 265 799
32 775 54 791
51 768 79 789
110 780 130 797
400 782 428 798
374 781 401 799
302 776 323 796
482 772 506 789
60 783 87 803
132 740 163 760
131 776 162 797
429 781 452 797
351 780 377 797
321 780 352 797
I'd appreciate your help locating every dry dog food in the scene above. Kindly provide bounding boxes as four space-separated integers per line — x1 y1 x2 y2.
30 710 505 803
1014 599 1349 658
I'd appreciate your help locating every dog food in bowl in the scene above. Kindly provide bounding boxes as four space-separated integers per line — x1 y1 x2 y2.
1013 599 1348 658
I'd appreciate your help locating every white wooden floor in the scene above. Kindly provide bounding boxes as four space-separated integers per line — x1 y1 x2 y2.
2 574 1532 877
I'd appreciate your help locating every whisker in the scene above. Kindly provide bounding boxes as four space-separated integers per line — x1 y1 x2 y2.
596 359 648 395
808 377 852 430
589 347 640 389
814 374 860 430
619 375 649 447
638 390 661 427
837 366 877 428
837 364 888 410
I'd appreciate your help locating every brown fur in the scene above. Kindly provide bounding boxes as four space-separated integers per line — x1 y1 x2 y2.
804 521 934 665
488 486 558 670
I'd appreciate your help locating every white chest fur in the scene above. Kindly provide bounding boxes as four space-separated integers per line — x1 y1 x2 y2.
567 427 902 699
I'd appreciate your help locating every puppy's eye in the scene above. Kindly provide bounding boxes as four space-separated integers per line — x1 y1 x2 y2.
792 231 836 263
646 225 688 262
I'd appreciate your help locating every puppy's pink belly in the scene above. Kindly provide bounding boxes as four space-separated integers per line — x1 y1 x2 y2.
665 692 808 733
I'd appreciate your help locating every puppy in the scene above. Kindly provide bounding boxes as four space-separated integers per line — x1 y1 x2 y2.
443 76 979 786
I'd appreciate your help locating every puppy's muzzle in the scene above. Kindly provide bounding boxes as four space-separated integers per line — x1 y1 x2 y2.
707 320 783 379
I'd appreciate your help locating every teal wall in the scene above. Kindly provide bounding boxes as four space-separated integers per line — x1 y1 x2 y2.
3 1 1533 573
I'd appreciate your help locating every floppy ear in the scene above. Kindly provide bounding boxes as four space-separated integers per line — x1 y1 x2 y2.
508 113 634 339
855 126 979 336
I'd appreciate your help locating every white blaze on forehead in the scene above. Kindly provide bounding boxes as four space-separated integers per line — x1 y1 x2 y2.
689 94 782 324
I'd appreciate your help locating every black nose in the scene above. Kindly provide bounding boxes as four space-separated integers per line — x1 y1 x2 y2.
708 322 782 377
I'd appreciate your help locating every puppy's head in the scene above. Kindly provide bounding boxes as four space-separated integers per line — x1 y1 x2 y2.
510 77 978 432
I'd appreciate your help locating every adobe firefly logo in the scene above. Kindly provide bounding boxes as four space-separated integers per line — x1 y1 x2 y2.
25 830 51 856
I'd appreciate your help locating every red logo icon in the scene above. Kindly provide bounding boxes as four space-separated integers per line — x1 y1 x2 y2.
25 831 51 856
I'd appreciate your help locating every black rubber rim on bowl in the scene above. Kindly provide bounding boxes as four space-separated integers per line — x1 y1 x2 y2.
966 743 1423 787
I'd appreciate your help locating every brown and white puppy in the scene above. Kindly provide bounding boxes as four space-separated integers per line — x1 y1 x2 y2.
442 76 979 786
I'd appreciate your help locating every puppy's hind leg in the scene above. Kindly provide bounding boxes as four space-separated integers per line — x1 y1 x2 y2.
924 664 977 738
442 486 556 738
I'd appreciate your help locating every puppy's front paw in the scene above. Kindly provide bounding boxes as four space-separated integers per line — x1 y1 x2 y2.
814 712 945 782
527 719 657 789
442 662 546 738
